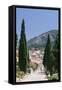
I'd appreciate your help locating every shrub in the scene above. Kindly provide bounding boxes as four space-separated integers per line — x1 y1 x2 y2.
47 73 58 80
16 71 25 79
30 62 38 71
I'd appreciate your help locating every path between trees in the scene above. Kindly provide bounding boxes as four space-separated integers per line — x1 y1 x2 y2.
16 63 48 82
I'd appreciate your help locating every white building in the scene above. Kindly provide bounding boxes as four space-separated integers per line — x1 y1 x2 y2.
29 49 43 65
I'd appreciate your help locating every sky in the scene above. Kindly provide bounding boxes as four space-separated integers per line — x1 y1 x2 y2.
16 8 58 41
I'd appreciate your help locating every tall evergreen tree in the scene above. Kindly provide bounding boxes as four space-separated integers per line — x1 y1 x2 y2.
43 34 52 75
27 49 30 68
19 19 28 73
52 30 59 73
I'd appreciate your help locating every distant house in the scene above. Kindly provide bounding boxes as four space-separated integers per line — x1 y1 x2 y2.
16 48 43 65
29 49 43 65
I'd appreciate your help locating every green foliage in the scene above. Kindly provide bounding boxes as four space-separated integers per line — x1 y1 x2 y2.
43 30 60 77
47 73 59 80
43 34 52 75
16 71 25 79
30 62 38 71
52 30 59 73
19 19 28 73
27 49 30 68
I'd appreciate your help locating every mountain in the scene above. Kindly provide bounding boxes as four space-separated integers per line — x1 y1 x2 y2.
27 30 58 50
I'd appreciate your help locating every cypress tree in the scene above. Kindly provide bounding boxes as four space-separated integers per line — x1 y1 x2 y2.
19 19 28 73
43 34 52 75
52 30 59 73
27 49 30 68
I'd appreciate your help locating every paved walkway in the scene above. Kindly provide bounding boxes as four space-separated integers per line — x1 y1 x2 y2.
16 64 48 82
